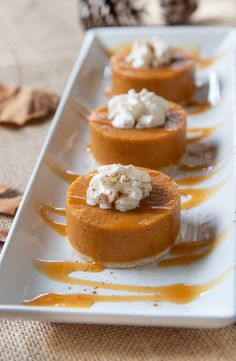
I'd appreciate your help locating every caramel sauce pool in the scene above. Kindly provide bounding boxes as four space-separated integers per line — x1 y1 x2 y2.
25 266 234 308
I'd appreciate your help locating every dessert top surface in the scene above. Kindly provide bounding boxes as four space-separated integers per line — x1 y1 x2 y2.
67 168 179 226
126 38 175 69
107 89 169 129
86 164 153 212
111 46 194 77
89 102 186 140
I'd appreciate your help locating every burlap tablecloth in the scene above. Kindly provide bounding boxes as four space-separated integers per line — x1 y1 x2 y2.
0 1 236 360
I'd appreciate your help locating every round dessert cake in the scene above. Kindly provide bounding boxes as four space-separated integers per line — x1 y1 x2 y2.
111 47 195 103
66 168 180 268
89 102 187 169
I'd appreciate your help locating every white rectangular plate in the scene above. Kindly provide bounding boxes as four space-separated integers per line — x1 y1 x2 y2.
0 27 236 328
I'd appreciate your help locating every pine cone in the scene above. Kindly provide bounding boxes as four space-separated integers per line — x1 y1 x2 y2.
160 0 198 25
79 0 144 29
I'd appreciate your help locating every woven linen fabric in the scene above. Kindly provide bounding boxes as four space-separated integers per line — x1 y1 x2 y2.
1 1 236 360
0 322 236 361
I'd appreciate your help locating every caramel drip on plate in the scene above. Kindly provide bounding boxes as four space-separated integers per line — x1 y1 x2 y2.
180 181 225 210
24 293 160 308
40 204 66 217
46 157 79 183
33 259 164 292
190 52 219 69
33 260 104 274
37 204 67 236
179 162 213 172
25 266 234 307
171 229 229 255
159 251 211 267
158 228 230 267
32 259 231 298
186 102 213 116
187 125 220 143
176 163 224 186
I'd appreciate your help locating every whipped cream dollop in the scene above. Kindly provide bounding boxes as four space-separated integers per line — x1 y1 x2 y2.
126 38 174 68
86 164 152 212
108 89 169 129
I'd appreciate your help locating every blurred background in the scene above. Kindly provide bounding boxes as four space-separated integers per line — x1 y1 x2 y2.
1 0 236 89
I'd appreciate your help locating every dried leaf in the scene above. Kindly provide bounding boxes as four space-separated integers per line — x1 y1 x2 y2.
0 85 18 102
0 183 22 215
0 195 22 215
0 184 12 194
0 85 59 126
0 227 8 243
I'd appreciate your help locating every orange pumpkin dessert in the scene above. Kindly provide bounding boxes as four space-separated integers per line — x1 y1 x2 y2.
111 38 195 103
89 89 187 169
66 164 180 268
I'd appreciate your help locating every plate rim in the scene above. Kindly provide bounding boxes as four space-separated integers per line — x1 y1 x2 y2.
0 26 236 327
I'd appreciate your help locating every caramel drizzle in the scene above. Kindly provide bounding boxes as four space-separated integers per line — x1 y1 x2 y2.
37 203 67 236
179 163 214 172
187 125 220 143
180 181 225 210
158 228 230 267
41 204 66 216
190 51 219 69
33 259 164 292
186 102 213 116
33 260 104 273
176 163 224 186
159 251 211 267
45 157 79 184
25 266 234 307
32 259 231 297
24 293 160 308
